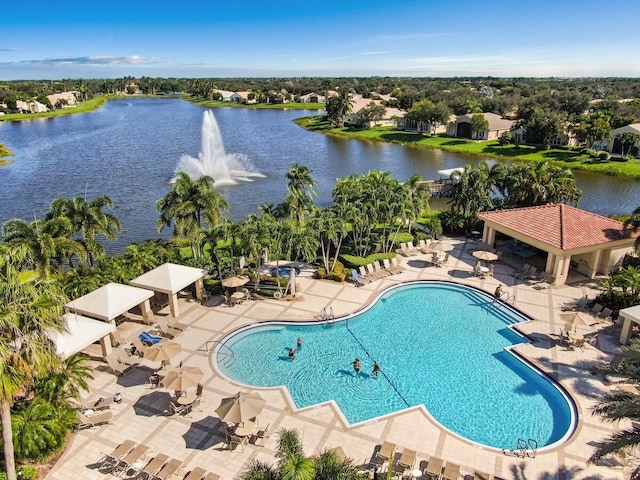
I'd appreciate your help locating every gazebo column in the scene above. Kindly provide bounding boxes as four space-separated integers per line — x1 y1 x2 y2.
100 334 113 359
482 225 496 246
169 293 180 318
587 250 602 278
619 315 635 345
551 255 571 285
545 252 555 273
194 278 204 300
140 299 154 325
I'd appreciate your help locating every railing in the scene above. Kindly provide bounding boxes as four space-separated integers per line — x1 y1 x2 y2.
493 292 515 306
502 438 537 458
203 340 236 368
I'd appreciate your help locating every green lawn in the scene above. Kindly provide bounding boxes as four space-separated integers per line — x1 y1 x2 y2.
295 116 640 180
186 96 325 110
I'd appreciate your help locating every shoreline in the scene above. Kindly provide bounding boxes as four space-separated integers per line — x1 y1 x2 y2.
2 95 639 180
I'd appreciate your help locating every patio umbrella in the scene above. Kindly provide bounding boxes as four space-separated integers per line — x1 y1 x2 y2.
560 311 599 329
215 391 266 424
428 242 453 253
472 250 498 261
143 339 181 363
221 275 249 288
161 365 203 391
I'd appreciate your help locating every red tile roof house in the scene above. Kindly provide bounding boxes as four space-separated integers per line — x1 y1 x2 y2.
446 112 514 141
478 204 639 285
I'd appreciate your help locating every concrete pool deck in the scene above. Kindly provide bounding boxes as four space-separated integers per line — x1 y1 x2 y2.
47 237 631 480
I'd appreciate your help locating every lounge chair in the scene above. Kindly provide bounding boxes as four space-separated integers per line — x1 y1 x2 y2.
395 242 411 257
140 331 163 346
396 448 417 473
168 402 190 417
153 457 182 480
374 441 396 464
99 439 136 471
514 263 532 279
115 347 140 367
77 410 112 430
373 260 391 277
473 472 492 480
589 303 605 316
131 337 150 357
443 463 461 480
105 353 134 376
424 457 444 480
112 443 150 477
350 269 370 286
382 258 399 274
599 307 613 321
391 257 405 272
183 467 207 480
359 266 373 281
153 319 182 339
406 241 421 255
228 434 247 451
203 473 221 480
139 453 169 480
366 263 383 280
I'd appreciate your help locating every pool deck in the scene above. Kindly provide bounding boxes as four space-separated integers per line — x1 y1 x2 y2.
47 237 631 480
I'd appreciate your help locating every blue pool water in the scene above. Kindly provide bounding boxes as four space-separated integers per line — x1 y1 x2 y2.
269 265 301 278
216 282 575 449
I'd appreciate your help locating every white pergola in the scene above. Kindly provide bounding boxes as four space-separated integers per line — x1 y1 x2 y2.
65 282 155 323
130 262 208 317
49 313 116 359
619 305 640 345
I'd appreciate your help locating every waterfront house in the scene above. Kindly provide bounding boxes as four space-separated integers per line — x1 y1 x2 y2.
446 112 514 140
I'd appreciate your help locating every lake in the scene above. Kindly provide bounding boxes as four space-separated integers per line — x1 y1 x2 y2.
0 97 638 253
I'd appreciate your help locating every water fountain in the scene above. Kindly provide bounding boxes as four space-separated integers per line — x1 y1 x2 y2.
176 110 264 186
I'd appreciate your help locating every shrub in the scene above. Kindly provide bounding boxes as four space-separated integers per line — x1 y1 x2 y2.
498 131 511 146
598 151 610 161
316 259 346 282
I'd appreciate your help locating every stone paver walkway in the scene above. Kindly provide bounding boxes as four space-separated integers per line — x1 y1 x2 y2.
46 238 631 480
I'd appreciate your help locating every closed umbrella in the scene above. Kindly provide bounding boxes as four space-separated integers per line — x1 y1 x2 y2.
215 392 266 424
221 275 249 288
162 365 203 391
472 250 498 261
560 311 599 329
143 340 181 363
428 242 453 253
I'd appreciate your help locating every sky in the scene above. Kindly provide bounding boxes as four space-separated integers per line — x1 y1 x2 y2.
2 0 640 80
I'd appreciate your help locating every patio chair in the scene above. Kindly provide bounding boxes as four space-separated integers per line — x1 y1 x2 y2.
442 462 461 480
228 434 248 451
474 261 483 277
131 337 150 357
168 402 190 417
406 241 420 255
424 457 444 480
599 307 613 321
242 287 252 301
153 457 182 480
139 453 169 480
395 242 410 257
153 319 182 339
366 263 383 280
87 395 114 411
98 439 136 471
487 264 495 278
382 258 399 274
359 266 373 281
514 263 532 279
77 410 113 430
373 441 396 465
221 292 232 307
203 473 222 480
473 472 492 480
250 423 270 446
589 303 605 316
350 269 370 286
111 443 150 477
373 260 391 277
183 467 207 480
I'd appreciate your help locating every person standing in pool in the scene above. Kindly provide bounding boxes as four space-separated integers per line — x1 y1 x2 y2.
372 361 381 378
352 358 362 376
296 337 303 351
288 347 296 360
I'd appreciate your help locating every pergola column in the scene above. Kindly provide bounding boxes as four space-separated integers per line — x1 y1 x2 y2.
545 252 555 273
100 334 113 359
194 278 204 300
552 255 571 285
482 225 496 246
619 316 635 345
169 293 180 318
140 299 154 325
587 250 602 278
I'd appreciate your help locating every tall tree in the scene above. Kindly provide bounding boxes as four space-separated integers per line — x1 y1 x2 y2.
616 132 640 157
47 195 121 266
623 206 640 252
0 247 66 480
156 171 229 258
471 114 489 139
284 164 318 228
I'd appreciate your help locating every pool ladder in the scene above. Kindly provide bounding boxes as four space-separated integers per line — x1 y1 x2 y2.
502 438 537 458
203 340 236 368
315 307 335 323
494 292 515 305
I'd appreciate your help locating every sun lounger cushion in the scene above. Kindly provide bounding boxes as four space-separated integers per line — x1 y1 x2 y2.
139 331 162 346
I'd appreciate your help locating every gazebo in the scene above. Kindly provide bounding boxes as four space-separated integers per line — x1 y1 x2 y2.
478 204 638 285
618 305 640 345
130 262 208 318
49 313 116 359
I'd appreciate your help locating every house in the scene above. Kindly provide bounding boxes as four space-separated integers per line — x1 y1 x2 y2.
228 91 255 104
215 90 236 102
512 125 578 147
16 100 48 113
606 123 640 157
47 91 78 109
399 114 457 135
299 92 325 103
446 112 514 140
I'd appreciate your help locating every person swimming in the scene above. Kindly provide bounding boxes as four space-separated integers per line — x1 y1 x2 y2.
352 358 362 376
372 361 381 378
296 337 303 350
288 347 296 360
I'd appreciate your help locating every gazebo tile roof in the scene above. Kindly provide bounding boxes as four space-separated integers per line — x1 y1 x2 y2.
478 204 637 250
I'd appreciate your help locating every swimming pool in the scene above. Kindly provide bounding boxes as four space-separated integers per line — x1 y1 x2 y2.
269 265 301 278
215 281 576 450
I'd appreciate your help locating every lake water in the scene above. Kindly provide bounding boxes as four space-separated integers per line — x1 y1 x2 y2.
0 97 638 253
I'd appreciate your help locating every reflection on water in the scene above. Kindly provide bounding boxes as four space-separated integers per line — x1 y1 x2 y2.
0 98 638 253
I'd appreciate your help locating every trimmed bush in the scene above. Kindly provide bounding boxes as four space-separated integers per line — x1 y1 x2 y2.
316 259 346 282
598 151 610 161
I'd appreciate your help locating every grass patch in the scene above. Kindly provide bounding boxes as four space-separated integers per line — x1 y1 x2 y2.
186 96 325 110
296 117 640 179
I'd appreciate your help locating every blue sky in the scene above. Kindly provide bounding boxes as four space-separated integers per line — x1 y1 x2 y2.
2 0 639 79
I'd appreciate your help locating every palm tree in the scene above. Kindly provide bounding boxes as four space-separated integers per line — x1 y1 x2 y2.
285 164 318 227
35 353 93 405
623 207 640 252
157 171 229 258
2 217 85 278
404 174 431 234
0 248 66 480
590 341 640 478
47 195 121 266
449 163 493 231
309 208 348 274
